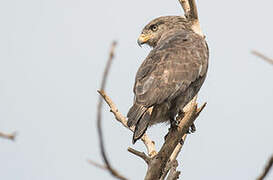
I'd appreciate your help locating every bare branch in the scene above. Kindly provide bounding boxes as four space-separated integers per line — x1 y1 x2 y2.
169 136 184 162
195 102 207 118
252 50 273 180
252 50 273 66
0 131 16 141
96 41 127 180
145 99 206 180
128 147 151 164
178 0 203 36
160 98 205 179
88 160 107 170
98 90 128 129
98 90 157 157
160 134 187 180
178 0 198 20
187 0 198 20
99 41 117 91
257 155 273 180
179 0 190 18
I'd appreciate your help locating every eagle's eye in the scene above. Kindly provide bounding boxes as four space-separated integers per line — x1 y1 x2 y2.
150 24 158 32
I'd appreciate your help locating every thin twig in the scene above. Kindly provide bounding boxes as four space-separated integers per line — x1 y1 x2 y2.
88 160 107 170
99 41 117 91
0 131 16 141
252 50 273 65
96 41 127 180
128 147 151 164
257 155 273 180
98 90 157 157
196 102 207 117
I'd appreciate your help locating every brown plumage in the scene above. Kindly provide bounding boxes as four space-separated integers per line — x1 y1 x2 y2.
127 16 209 144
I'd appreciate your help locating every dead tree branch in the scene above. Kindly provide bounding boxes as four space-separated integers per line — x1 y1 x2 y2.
144 98 206 180
252 50 273 66
98 90 157 157
257 155 273 180
160 134 187 180
179 0 190 18
179 0 198 20
128 147 151 164
179 0 203 36
0 131 16 141
166 160 180 180
159 96 205 180
252 51 273 179
96 41 127 180
88 160 107 170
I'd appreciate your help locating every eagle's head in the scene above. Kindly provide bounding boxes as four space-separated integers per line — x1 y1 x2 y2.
138 16 192 48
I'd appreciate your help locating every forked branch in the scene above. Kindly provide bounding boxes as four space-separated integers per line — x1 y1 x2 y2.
179 0 198 20
179 0 203 36
145 98 206 180
98 90 157 157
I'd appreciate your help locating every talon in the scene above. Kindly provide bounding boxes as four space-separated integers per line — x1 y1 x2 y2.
177 110 185 120
170 119 179 129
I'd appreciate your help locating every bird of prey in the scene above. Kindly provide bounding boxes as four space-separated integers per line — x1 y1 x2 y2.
127 16 209 144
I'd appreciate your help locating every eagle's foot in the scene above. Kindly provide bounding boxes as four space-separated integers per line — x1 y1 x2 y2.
164 121 179 141
163 118 179 141
170 118 179 129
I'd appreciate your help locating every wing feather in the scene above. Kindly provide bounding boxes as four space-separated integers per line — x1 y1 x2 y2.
133 31 208 107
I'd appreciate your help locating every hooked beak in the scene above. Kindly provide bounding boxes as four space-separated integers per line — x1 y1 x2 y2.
137 34 151 47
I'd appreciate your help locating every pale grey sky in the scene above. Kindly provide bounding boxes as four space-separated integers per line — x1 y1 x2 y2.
0 0 273 179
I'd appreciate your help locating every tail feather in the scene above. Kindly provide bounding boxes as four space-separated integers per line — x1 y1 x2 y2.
127 103 150 144
132 111 150 144
127 103 147 127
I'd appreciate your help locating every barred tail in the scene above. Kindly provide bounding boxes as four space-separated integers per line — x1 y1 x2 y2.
127 103 150 144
